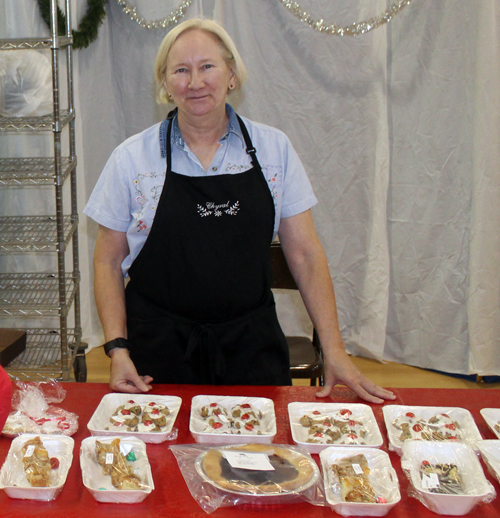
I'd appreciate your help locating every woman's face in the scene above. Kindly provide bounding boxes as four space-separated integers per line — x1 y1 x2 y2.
165 29 235 119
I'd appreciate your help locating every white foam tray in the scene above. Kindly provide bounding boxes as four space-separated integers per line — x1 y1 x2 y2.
80 435 154 503
320 447 401 516
87 393 182 444
190 395 276 444
401 440 495 515
382 405 482 455
0 434 74 501
480 408 500 439
288 402 383 454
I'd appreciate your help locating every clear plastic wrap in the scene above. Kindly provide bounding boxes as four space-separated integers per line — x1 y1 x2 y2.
169 442 324 513
87 393 181 444
477 440 500 486
320 447 401 516
0 433 74 501
0 50 53 117
189 395 276 444
401 440 496 515
289 402 383 454
480 408 500 439
80 436 154 503
382 405 482 455
2 380 78 437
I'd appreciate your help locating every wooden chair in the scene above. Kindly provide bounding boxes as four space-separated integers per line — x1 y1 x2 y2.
270 242 324 386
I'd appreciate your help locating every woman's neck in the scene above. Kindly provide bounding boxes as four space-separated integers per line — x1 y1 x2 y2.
177 108 229 149
177 108 229 171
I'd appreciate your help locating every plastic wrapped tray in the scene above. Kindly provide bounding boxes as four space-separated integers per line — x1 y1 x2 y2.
194 443 320 504
401 440 495 515
480 408 500 439
477 440 500 485
288 402 383 454
0 434 74 501
87 393 181 444
382 405 482 455
320 447 401 516
80 435 154 503
190 395 276 444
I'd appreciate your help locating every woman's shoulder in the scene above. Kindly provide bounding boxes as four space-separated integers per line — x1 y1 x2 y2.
114 122 163 155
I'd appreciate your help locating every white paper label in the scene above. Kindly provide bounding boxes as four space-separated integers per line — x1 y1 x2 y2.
222 451 275 471
105 453 114 465
422 472 440 489
352 463 363 475
24 445 35 457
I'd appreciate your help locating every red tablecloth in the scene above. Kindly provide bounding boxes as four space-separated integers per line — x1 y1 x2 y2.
0 383 499 517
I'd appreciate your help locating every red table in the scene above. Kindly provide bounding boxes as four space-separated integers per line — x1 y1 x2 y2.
0 383 499 517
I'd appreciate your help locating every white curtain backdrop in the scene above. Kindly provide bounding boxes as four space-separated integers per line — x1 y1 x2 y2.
2 0 499 377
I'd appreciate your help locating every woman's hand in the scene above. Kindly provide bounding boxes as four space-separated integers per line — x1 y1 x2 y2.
316 347 396 404
278 211 395 405
109 348 153 393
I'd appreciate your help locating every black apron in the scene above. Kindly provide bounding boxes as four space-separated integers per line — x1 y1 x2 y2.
125 112 291 385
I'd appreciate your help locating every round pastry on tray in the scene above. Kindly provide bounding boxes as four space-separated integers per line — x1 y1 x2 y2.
196 443 319 496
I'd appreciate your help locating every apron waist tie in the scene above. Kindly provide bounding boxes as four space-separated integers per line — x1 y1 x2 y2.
185 324 225 383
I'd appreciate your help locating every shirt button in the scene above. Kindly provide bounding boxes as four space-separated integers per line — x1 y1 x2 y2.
212 166 218 171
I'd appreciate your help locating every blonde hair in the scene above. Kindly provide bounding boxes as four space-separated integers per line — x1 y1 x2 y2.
154 18 248 105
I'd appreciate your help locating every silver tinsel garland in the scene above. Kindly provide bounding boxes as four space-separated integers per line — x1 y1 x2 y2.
115 0 413 35
279 0 413 36
115 0 193 29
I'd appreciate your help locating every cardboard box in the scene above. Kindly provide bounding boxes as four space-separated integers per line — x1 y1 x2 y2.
0 329 27 367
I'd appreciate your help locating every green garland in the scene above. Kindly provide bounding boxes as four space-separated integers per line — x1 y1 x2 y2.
37 0 108 49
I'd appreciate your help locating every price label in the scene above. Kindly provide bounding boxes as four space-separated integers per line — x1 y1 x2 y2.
105 453 114 465
222 451 275 471
24 445 35 458
352 463 363 475
421 472 440 489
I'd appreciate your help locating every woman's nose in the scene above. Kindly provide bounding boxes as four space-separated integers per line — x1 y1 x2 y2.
188 71 204 89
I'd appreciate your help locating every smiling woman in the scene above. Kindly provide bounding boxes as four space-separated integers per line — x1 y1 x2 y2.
83 18 395 405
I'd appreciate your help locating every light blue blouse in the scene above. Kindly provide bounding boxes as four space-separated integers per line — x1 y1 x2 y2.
84 104 317 276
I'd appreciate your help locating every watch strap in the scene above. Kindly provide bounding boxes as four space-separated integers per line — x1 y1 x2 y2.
104 337 130 357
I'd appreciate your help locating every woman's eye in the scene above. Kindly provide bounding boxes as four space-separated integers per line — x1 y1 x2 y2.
203 64 214 70
176 68 187 73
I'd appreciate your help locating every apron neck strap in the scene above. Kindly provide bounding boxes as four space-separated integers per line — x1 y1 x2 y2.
236 114 262 171
165 109 262 172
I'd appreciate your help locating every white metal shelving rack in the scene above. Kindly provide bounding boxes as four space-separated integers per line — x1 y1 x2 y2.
0 0 85 381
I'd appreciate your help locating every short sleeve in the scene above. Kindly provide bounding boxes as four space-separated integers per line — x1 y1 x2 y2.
84 145 133 232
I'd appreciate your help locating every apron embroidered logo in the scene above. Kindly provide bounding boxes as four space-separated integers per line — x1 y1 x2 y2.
197 201 240 217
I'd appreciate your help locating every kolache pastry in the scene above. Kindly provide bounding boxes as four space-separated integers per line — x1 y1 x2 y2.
330 453 382 503
21 436 59 487
108 400 170 433
392 412 461 442
200 402 264 434
299 408 368 445
201 443 316 494
95 438 142 490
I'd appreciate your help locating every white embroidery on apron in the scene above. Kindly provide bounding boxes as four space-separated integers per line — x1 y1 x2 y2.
197 201 240 217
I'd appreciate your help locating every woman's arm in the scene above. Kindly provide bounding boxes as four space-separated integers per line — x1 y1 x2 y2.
277 210 395 404
94 225 152 393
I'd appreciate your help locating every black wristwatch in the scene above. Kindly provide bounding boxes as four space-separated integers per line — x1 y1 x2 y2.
103 337 130 357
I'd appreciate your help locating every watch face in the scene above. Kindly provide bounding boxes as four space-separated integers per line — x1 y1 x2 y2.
196 443 319 496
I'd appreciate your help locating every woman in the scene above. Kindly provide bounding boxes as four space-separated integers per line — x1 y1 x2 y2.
85 18 395 404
